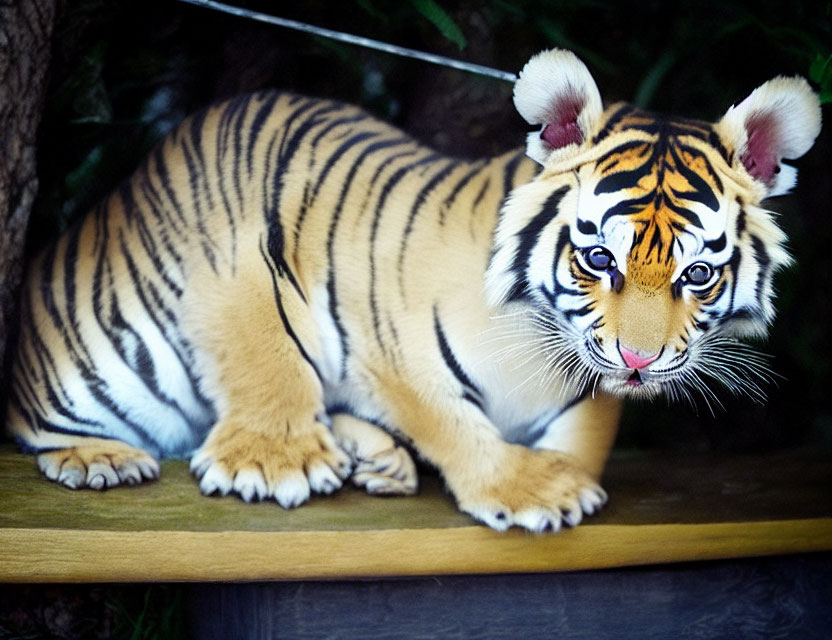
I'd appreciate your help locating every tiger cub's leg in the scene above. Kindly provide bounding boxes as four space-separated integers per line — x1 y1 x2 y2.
185 260 352 508
530 392 623 481
331 414 418 496
377 377 609 532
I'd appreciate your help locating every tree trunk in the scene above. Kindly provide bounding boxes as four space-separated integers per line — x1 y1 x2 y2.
0 0 58 371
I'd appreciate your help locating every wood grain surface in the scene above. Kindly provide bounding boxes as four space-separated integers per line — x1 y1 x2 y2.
0 446 830 582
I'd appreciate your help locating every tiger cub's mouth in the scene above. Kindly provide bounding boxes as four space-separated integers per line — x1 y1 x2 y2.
526 308 772 407
575 335 670 399
580 333 773 408
596 362 667 399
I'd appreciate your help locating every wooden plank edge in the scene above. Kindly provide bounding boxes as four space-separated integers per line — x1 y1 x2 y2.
1 519 830 583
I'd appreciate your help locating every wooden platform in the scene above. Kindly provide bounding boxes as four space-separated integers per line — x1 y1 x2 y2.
0 445 830 583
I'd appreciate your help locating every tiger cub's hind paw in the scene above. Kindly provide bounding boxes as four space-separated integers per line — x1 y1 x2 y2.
190 418 353 508
36 441 160 490
332 414 418 497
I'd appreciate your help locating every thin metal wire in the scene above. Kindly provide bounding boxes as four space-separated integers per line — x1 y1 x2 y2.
177 0 518 83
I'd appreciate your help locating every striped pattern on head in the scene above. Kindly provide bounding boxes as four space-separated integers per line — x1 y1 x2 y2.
487 49 822 403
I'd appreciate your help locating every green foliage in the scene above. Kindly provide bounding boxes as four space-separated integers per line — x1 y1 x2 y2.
107 586 185 640
406 0 467 50
810 53 832 103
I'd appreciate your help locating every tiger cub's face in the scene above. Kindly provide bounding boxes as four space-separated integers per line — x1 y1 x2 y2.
488 49 822 402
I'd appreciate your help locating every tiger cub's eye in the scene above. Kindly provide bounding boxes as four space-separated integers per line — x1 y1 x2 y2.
584 246 616 271
683 261 714 285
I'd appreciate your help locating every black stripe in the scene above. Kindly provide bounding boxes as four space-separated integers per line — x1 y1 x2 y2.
576 218 597 235
704 233 726 253
111 233 214 432
647 225 662 254
180 139 218 272
138 157 186 240
502 151 526 194
325 135 412 377
735 205 747 237
552 225 583 295
517 389 590 447
433 306 484 410
704 276 728 306
506 186 569 302
246 91 282 176
259 239 322 382
368 152 441 352
62 221 95 364
442 160 488 218
664 197 705 229
133 208 184 298
294 113 373 242
668 144 719 212
595 140 648 169
188 105 215 212
108 213 206 397
215 95 253 268
749 233 771 303
398 158 460 276
152 144 188 227
471 176 490 212
680 143 724 194
726 247 742 312
15 292 103 432
592 104 634 144
266 101 344 302
707 130 732 165
600 191 654 228
295 128 378 244
563 301 595 319
594 147 655 195
227 93 252 208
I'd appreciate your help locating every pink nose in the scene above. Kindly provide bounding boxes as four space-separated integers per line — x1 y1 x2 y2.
619 345 660 370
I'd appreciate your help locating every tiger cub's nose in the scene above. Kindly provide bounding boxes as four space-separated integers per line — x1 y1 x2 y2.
618 344 660 370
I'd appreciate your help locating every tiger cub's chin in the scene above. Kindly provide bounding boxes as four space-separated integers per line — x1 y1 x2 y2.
6 48 821 534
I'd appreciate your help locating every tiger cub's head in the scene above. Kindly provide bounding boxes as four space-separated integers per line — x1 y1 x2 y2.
487 49 822 402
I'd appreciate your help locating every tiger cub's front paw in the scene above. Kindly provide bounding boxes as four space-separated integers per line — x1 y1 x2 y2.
190 418 353 508
451 446 607 533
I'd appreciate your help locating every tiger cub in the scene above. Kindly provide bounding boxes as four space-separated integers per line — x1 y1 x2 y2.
7 49 821 532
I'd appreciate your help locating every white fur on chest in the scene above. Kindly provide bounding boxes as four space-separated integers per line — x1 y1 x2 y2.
477 322 573 441
442 305 576 443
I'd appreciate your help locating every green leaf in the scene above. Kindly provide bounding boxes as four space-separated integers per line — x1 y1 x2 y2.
809 53 832 105
536 18 616 76
809 53 832 84
407 0 467 50
633 50 677 109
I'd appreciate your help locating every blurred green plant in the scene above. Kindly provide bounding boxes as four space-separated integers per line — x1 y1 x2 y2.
810 53 832 103
107 586 185 640
407 0 467 50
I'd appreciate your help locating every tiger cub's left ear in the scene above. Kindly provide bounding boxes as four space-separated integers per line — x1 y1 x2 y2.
514 49 603 166
718 77 822 198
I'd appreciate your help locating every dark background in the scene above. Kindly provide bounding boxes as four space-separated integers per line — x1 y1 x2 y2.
2 2 830 637
26 0 832 454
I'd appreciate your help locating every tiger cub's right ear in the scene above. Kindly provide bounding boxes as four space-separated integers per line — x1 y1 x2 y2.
513 49 603 166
